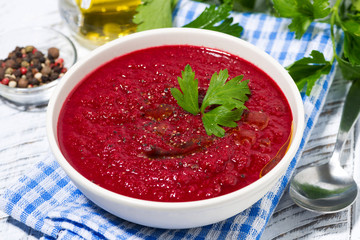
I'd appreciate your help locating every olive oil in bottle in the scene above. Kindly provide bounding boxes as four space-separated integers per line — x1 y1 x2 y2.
64 0 141 48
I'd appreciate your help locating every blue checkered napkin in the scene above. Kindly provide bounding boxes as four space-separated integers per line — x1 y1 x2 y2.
0 0 341 239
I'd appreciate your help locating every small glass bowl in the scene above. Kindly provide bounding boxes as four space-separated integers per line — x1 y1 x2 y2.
0 27 77 107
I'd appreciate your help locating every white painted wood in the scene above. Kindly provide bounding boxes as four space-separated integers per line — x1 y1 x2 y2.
0 1 359 239
262 75 360 240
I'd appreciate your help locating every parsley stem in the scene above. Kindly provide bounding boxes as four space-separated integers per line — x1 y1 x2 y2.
330 12 337 63
329 0 342 64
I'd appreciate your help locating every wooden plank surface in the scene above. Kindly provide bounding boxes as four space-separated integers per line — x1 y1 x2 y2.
0 1 359 239
263 73 360 240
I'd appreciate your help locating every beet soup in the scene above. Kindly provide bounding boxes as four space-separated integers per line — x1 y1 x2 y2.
57 45 292 202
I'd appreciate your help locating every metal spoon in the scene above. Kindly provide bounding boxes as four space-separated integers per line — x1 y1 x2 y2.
290 80 360 213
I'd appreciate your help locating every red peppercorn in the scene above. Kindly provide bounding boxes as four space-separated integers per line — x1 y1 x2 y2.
1 77 9 85
20 67 27 75
61 67 67 73
55 58 64 67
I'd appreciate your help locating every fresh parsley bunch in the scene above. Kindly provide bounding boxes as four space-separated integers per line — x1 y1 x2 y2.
273 0 360 94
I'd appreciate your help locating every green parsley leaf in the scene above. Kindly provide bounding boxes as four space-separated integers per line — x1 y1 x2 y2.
352 0 360 11
203 106 244 137
171 65 250 137
341 19 360 66
286 50 332 95
337 57 360 80
133 0 178 32
183 3 243 37
312 0 332 18
170 65 200 115
288 15 313 38
233 0 257 11
200 69 249 113
232 0 271 12
201 69 250 137
273 0 330 38
272 0 301 18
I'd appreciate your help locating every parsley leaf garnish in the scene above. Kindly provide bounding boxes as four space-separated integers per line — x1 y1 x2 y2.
170 65 200 115
200 69 249 113
171 64 250 137
286 50 332 95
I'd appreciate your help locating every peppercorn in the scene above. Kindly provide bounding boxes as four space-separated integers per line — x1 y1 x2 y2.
8 80 16 87
14 69 22 77
31 58 40 66
50 72 59 80
25 72 33 79
15 57 22 65
21 61 29 68
41 66 51 76
18 77 29 88
41 75 49 83
0 68 4 79
15 51 22 58
55 58 64 67
1 77 9 85
34 51 44 59
5 68 14 75
31 68 38 75
25 45 34 53
5 59 15 68
53 66 62 74
39 57 46 63
48 47 60 59
29 77 40 85
34 72 42 80
8 74 16 81
19 67 27 75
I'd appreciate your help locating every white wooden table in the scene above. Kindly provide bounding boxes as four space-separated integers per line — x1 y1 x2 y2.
1 1 359 239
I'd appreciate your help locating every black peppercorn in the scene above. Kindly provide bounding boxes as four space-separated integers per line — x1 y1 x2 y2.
29 78 40 85
50 72 59 80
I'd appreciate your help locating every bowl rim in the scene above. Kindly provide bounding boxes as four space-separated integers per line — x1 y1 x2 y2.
0 27 77 94
47 27 305 210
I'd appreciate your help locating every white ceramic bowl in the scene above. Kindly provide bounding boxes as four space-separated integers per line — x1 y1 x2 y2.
47 28 304 229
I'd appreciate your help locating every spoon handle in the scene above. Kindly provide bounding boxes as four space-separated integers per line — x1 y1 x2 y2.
330 80 360 165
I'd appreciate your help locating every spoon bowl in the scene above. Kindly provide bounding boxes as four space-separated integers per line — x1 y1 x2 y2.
290 80 360 213
290 162 358 213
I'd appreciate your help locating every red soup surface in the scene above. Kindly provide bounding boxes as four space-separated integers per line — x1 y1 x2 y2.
58 45 292 202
